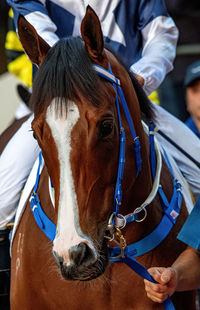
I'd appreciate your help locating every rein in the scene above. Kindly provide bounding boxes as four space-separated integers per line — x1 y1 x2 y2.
29 63 183 310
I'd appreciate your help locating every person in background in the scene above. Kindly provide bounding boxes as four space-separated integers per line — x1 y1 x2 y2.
144 60 200 303
144 61 200 304
144 195 200 303
184 60 200 139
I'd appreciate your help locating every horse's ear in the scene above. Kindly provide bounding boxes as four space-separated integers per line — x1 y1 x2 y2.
81 6 104 61
17 15 50 66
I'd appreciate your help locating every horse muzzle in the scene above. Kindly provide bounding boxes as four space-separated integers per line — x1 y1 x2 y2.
53 242 108 281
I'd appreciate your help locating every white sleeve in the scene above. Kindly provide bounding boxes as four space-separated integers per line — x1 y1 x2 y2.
8 0 59 47
25 11 59 47
130 16 179 95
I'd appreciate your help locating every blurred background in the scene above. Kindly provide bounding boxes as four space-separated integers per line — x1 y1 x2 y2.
0 0 200 133
0 1 20 133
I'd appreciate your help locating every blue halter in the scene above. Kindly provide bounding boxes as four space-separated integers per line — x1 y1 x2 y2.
29 63 182 310
93 64 142 217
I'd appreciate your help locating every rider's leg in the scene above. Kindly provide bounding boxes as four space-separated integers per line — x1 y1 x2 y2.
153 103 200 201
0 114 40 306
0 114 40 230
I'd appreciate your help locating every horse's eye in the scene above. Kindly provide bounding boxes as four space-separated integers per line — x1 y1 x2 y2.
98 119 113 138
33 131 37 140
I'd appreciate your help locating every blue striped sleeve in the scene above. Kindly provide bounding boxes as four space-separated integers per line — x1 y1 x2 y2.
6 0 48 25
6 0 59 46
137 0 168 30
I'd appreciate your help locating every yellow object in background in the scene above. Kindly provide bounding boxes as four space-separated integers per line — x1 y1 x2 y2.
7 54 32 88
5 8 32 88
148 90 160 105
5 30 23 52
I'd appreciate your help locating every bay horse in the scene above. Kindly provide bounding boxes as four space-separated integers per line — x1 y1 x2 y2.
9 6 196 310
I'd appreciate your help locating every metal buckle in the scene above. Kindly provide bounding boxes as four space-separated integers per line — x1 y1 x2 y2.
115 213 127 229
105 213 115 241
134 207 147 222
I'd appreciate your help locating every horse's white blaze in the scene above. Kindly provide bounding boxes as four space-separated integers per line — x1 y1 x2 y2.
46 99 96 265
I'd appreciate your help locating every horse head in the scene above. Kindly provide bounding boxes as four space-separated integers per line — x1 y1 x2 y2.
18 6 153 281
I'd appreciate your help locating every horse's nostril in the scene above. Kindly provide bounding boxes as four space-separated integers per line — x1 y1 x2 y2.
69 243 95 267
53 250 64 267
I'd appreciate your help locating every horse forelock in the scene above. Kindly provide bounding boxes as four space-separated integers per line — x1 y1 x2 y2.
30 37 101 116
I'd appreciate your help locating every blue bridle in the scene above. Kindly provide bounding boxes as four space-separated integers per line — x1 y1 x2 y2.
93 64 142 218
29 63 182 310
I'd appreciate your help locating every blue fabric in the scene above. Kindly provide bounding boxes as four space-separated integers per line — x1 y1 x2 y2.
185 117 200 139
7 0 169 68
177 195 200 251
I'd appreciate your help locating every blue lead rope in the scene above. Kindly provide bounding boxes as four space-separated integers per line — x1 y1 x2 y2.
122 256 175 310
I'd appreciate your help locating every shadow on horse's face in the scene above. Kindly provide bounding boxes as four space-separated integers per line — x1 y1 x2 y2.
18 7 139 281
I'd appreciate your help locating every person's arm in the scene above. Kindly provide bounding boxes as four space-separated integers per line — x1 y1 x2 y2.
144 246 200 303
130 0 178 95
6 0 59 46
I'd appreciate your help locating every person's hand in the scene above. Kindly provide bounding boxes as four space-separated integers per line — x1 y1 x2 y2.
132 72 144 86
144 267 178 303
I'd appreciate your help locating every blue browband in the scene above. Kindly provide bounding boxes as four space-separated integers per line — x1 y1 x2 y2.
30 63 182 310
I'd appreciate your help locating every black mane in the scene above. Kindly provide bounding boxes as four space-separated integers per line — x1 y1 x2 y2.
128 71 155 123
30 37 100 115
30 36 155 122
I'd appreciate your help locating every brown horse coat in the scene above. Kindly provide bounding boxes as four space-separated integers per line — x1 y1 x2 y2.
7 6 196 310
